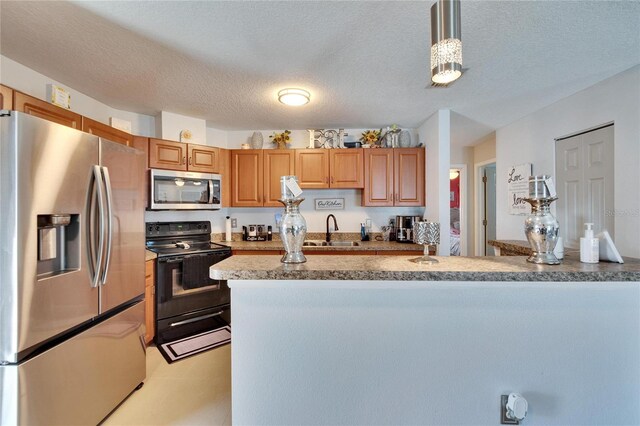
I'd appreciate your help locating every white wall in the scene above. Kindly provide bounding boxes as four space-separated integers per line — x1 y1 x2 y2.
496 65 640 257
0 55 156 137
418 110 451 255
231 279 640 425
157 111 207 145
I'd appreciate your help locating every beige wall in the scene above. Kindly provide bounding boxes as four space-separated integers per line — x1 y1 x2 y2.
473 133 496 164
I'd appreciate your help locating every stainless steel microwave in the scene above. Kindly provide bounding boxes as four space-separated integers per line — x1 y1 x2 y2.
150 169 221 210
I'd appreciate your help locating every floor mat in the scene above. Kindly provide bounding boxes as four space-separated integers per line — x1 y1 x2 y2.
158 326 231 364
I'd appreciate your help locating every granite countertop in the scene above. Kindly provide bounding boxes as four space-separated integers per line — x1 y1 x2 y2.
219 240 423 251
145 250 157 261
487 240 532 255
210 254 640 282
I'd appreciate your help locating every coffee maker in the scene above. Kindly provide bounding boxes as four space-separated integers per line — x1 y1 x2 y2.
395 215 422 243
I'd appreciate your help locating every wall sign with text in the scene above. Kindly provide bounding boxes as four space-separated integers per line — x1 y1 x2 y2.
507 163 531 215
314 198 344 210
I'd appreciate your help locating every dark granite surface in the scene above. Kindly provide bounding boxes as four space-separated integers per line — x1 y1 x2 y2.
210 254 640 282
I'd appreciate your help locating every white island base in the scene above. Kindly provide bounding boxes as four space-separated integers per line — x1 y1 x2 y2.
229 279 639 425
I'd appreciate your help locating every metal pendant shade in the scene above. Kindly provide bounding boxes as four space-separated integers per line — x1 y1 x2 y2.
430 0 462 85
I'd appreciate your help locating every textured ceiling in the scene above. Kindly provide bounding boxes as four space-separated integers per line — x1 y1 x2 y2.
1 1 639 144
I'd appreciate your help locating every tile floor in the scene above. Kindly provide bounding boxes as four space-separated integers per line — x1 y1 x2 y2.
101 344 231 426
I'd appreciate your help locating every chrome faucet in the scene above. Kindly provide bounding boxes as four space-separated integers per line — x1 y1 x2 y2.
326 214 339 242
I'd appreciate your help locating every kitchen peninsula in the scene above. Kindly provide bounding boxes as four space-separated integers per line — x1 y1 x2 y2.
211 255 640 425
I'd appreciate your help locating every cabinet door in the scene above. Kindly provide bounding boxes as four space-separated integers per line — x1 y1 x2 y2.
295 149 329 188
82 117 133 146
264 150 295 207
145 260 155 345
149 138 187 171
363 149 394 206
219 148 232 207
188 144 220 173
13 91 82 129
1 84 13 110
231 150 264 207
394 148 425 206
330 148 364 188
132 136 150 208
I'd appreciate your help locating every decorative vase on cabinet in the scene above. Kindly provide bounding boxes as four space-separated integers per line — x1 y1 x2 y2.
251 132 264 149
399 130 412 148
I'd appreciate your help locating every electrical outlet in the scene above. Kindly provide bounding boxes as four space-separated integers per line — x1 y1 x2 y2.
500 395 519 425
231 218 237 228
365 218 372 229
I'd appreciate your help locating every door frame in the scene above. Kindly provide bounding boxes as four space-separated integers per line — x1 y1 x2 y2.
450 163 467 256
475 159 496 256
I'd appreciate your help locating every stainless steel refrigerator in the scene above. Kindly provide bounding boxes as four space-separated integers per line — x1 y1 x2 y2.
0 111 146 425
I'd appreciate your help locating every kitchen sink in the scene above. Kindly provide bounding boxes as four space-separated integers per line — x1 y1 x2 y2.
302 240 360 247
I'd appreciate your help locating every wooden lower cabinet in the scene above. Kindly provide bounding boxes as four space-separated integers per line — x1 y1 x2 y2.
13 90 82 129
82 116 133 146
1 84 13 110
145 259 155 345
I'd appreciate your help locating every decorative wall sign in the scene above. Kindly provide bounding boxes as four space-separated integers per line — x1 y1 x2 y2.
507 163 532 215
314 198 345 210
307 129 345 149
46 84 71 109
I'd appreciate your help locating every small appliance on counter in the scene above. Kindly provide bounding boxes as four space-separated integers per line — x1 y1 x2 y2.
242 225 272 241
395 215 422 243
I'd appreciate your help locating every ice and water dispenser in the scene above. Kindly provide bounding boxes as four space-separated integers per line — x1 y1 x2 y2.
37 214 80 277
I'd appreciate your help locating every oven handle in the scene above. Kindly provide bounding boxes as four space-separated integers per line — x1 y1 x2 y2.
170 310 225 327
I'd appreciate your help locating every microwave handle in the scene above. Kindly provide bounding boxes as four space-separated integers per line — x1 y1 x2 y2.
208 180 214 204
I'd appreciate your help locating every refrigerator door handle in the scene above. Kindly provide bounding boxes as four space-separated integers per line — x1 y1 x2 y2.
90 165 106 288
208 180 214 204
100 166 114 286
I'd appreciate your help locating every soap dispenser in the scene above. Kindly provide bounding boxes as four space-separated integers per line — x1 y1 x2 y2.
580 223 599 263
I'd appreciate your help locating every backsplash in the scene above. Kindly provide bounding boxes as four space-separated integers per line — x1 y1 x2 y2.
144 189 423 234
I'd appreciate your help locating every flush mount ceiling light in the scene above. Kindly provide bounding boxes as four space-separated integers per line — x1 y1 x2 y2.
430 0 462 85
278 88 310 106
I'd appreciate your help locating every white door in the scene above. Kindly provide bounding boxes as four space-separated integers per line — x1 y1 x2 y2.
555 125 614 248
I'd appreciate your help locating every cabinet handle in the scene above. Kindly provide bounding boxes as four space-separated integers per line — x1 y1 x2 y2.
189 157 192 165
331 176 334 183
182 156 186 164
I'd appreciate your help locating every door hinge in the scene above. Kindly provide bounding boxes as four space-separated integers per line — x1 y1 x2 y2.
482 176 487 183
482 219 488 226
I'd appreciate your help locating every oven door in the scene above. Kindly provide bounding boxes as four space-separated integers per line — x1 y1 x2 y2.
156 251 230 321
150 169 221 210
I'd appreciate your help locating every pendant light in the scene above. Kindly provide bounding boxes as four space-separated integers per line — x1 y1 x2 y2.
430 0 462 85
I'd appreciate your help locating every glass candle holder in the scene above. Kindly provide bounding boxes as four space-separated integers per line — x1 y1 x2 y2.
409 221 440 264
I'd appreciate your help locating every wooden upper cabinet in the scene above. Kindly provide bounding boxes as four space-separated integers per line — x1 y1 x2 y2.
295 149 329 189
394 148 425 206
231 150 263 207
330 148 364 188
149 138 187 171
1 84 13 110
363 148 424 207
82 117 133 146
13 91 82 129
219 148 231 207
363 149 394 206
264 150 295 207
188 145 220 173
